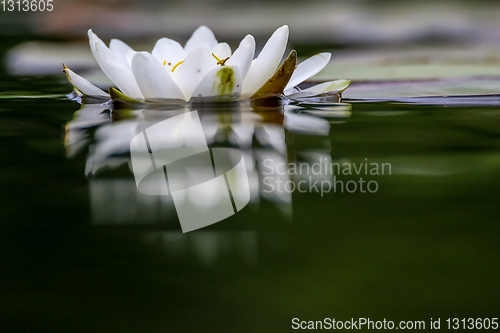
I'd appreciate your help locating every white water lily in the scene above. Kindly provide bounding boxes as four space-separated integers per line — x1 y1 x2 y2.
63 25 350 103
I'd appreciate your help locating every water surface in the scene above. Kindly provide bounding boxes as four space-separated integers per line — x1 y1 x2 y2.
0 72 499 332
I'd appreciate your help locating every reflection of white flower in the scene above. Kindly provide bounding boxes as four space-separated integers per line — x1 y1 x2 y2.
64 25 350 103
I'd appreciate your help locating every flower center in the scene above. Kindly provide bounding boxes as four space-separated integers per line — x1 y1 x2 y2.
167 54 229 73
212 53 230 66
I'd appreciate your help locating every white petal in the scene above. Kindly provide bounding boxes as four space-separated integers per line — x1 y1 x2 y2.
287 79 351 96
125 50 137 66
63 66 110 98
184 26 218 54
88 30 144 99
109 39 134 68
241 25 289 95
131 52 185 101
284 52 331 92
191 66 242 101
152 38 187 72
174 47 217 100
210 43 231 59
226 35 255 81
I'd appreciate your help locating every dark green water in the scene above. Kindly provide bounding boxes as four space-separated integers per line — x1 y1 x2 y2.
0 72 499 332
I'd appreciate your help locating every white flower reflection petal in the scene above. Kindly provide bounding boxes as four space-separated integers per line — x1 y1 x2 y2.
109 38 134 69
92 122 140 165
88 30 144 99
184 26 218 54
284 52 331 92
174 47 217 100
63 66 110 98
152 38 187 72
65 103 111 158
131 52 185 101
284 107 330 135
226 35 255 82
242 25 289 95
191 66 242 100
210 43 232 59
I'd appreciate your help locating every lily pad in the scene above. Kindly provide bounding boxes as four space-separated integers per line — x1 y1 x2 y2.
343 78 500 100
316 45 500 82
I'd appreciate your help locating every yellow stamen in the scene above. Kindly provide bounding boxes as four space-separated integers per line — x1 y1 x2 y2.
212 53 222 62
212 53 230 66
171 61 184 72
163 60 166 66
